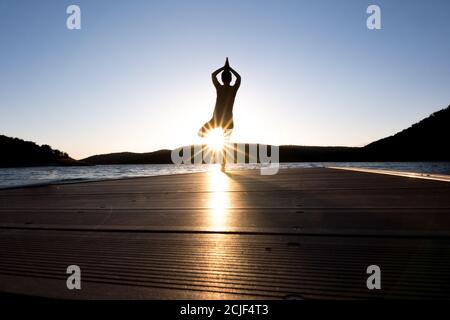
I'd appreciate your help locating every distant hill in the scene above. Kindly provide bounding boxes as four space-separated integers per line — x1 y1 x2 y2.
363 105 450 161
3 105 449 167
279 145 363 162
82 150 172 165
0 135 83 167
82 105 450 164
82 145 364 165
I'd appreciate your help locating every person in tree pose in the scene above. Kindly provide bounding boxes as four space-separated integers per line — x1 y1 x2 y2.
198 57 241 138
198 58 241 170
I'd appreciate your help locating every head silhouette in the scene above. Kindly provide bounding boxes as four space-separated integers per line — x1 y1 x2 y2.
221 69 232 85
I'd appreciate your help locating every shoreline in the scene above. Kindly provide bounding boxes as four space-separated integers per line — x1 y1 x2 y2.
1 163 450 190
329 167 450 183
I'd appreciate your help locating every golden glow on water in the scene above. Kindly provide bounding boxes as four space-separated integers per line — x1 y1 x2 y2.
208 165 230 231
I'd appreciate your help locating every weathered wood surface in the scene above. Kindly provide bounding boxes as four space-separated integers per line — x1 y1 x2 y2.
0 167 450 299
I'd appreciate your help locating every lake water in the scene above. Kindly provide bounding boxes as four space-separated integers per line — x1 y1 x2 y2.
1 162 450 189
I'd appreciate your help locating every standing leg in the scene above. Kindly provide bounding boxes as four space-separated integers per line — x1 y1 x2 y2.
221 147 226 171
221 130 232 172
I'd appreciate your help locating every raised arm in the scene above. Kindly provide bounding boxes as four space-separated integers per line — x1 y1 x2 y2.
229 67 241 88
211 66 225 88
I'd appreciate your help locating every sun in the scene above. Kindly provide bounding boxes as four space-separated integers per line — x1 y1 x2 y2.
205 128 225 151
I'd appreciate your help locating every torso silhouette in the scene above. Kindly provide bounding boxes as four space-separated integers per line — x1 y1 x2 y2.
213 84 238 129
198 59 241 137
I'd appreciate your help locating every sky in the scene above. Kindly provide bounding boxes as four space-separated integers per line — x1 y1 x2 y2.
0 0 449 159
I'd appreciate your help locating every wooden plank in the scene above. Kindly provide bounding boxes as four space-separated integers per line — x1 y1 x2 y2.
0 168 450 299
1 230 450 299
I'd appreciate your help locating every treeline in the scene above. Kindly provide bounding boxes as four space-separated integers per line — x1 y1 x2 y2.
82 105 450 164
3 105 449 167
363 105 450 161
82 150 173 165
82 145 362 165
0 135 81 167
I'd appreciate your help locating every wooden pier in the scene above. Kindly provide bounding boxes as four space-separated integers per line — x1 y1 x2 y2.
1 167 450 299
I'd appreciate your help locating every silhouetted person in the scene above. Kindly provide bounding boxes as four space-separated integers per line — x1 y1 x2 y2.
198 58 241 138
